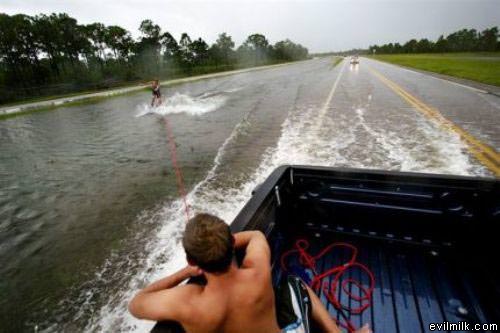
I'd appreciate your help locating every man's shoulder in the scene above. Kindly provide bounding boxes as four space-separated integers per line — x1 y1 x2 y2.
164 283 204 308
177 283 204 297
167 284 205 320
237 265 272 284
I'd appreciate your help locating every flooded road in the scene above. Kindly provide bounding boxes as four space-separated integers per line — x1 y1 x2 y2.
0 57 497 332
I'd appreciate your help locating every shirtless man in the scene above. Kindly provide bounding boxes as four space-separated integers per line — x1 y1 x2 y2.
129 213 371 333
147 79 162 107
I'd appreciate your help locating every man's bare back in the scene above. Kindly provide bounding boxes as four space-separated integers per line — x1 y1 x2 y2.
129 228 281 333
129 214 371 333
179 261 280 333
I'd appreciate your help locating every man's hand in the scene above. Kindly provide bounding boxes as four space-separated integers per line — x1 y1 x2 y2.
129 265 203 321
186 265 203 277
137 265 200 295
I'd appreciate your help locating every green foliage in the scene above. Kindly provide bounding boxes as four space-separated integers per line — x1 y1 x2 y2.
369 27 499 54
331 57 343 68
326 48 368 57
0 14 309 104
371 53 500 86
209 33 236 67
273 39 309 61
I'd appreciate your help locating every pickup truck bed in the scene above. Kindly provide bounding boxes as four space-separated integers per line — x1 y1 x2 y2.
153 166 499 333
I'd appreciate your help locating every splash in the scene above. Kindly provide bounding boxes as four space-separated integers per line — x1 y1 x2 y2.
352 107 482 175
135 92 227 117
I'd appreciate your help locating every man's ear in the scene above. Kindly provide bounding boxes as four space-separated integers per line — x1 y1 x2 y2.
186 255 195 266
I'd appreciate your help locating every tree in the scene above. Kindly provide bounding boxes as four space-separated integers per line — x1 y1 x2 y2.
84 23 107 60
139 19 161 41
0 14 37 83
273 39 308 61
393 43 403 53
478 27 498 52
137 19 162 56
105 25 133 60
242 33 269 64
434 35 448 52
33 14 64 74
161 32 179 63
136 19 162 76
52 13 88 64
415 39 434 53
190 38 209 66
446 29 478 52
403 39 418 53
179 33 193 65
368 26 499 54
214 33 235 64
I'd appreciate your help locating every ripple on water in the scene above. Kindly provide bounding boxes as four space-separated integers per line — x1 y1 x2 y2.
15 207 44 221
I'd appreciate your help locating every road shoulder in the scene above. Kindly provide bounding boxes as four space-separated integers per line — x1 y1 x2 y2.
366 57 500 97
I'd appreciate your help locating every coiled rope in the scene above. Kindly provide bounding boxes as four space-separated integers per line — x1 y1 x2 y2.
281 239 375 332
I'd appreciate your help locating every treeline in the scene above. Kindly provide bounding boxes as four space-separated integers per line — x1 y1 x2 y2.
369 27 499 54
0 13 308 104
332 49 368 56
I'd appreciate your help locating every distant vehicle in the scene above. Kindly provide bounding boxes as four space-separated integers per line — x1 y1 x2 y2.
350 55 359 65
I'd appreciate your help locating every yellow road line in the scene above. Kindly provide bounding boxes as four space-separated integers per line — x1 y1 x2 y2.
368 67 500 176
311 59 346 134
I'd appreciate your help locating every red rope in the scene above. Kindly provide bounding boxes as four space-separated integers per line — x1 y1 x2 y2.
163 117 190 223
281 239 375 333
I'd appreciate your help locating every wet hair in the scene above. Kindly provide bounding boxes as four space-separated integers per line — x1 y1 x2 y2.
182 213 234 273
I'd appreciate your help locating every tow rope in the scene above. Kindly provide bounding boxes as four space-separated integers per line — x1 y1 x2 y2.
163 117 190 223
280 239 375 333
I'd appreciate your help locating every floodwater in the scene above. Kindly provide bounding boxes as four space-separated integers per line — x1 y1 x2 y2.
0 57 497 332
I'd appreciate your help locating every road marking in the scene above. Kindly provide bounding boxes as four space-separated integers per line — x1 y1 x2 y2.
317 59 346 126
368 66 500 176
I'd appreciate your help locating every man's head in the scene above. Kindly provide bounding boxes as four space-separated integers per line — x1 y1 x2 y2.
182 213 234 273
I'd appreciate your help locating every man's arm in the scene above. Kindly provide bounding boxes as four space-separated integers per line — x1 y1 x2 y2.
128 265 201 321
233 231 271 270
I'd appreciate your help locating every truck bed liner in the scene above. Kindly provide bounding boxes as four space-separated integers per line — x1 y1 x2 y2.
273 228 488 333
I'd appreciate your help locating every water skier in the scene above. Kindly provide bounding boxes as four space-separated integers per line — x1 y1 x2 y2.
146 79 163 107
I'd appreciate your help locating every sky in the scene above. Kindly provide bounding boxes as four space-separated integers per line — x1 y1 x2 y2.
1 0 499 53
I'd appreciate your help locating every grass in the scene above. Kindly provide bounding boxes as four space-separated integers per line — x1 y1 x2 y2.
331 56 343 68
369 52 500 86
